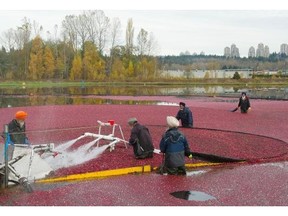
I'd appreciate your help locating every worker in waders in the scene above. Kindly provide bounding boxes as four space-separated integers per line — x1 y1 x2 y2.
8 111 30 145
128 117 154 159
158 116 192 175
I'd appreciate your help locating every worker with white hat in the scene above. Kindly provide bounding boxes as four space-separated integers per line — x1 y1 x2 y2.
158 116 192 175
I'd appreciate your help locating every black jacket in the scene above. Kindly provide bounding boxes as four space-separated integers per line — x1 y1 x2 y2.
176 107 193 127
8 119 27 144
238 97 251 113
129 123 154 156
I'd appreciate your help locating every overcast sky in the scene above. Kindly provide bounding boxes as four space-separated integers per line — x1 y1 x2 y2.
1 0 288 57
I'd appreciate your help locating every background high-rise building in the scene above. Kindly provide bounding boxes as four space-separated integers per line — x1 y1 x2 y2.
230 44 240 58
264 45 270 58
280 43 288 55
256 43 265 57
255 43 270 58
224 47 231 58
248 46 255 58
223 44 239 58
224 42 287 58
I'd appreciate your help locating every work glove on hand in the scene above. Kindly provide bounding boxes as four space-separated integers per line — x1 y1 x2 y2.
185 151 193 158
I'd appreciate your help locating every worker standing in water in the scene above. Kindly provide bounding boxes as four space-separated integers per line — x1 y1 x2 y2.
176 102 193 128
8 111 30 144
158 116 192 175
127 117 154 159
232 92 251 113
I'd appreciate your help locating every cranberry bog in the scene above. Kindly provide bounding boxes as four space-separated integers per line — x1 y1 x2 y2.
0 96 288 206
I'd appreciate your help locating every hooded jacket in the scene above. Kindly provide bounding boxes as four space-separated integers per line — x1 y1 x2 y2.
160 127 191 168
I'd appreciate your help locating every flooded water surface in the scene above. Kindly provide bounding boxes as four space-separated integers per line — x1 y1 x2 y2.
0 84 287 108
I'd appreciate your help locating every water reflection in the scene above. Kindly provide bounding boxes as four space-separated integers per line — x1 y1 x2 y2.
170 190 216 201
0 95 162 108
0 85 287 108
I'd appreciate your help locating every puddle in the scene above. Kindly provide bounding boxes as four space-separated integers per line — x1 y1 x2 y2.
170 190 216 201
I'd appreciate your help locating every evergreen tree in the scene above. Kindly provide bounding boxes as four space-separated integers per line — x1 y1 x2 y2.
232 71 241 79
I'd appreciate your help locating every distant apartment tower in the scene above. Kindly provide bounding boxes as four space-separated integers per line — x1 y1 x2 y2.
256 43 264 57
224 47 231 57
280 43 288 55
256 43 269 57
223 44 239 58
248 46 255 57
264 45 270 58
230 44 240 58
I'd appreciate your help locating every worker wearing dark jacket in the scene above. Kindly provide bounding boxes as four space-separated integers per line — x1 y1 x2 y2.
8 110 29 144
237 92 251 113
128 117 154 159
159 116 192 175
176 102 193 128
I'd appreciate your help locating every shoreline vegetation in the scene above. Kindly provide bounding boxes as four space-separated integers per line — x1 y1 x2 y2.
0 78 288 88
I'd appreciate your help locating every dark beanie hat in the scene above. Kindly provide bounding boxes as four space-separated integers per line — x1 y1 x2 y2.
179 102 186 106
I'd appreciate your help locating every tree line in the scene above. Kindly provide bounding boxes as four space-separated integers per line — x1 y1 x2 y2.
159 53 288 73
0 11 159 81
1 10 287 82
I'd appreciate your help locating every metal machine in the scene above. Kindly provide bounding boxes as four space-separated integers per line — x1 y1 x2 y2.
0 120 128 192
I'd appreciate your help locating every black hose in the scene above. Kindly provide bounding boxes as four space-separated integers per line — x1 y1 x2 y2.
191 151 245 163
147 125 288 162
